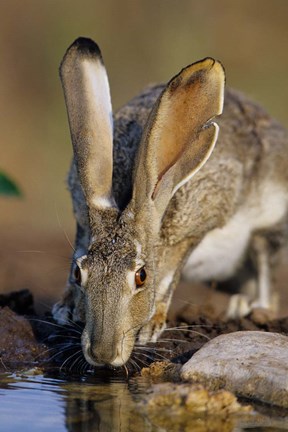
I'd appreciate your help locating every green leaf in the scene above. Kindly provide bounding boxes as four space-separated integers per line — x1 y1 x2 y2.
0 172 22 197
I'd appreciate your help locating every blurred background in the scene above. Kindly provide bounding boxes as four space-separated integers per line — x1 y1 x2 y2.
1 0 288 312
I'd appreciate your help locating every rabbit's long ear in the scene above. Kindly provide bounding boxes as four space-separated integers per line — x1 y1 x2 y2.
60 38 114 210
132 58 225 217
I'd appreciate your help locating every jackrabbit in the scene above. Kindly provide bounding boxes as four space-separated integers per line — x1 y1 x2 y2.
53 37 288 367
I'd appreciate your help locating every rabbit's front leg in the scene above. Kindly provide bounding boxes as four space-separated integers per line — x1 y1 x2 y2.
52 282 86 324
251 235 271 309
52 284 75 324
137 301 170 345
227 235 277 318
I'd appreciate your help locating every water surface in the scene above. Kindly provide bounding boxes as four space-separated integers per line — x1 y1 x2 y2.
0 370 287 432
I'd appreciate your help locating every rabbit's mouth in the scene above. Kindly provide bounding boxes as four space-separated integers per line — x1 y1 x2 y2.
84 346 132 368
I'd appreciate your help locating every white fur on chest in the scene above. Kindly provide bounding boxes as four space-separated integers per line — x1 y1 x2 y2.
182 182 287 282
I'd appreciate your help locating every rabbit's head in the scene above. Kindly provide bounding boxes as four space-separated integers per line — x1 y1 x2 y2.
60 38 225 367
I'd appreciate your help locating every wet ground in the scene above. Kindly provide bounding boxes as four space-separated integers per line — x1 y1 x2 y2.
1 290 288 431
1 289 288 373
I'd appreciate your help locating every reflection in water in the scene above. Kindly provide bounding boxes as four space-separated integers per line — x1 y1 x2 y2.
0 370 287 432
0 370 148 432
63 378 146 431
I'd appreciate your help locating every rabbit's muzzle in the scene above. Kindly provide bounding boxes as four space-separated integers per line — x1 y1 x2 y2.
84 340 117 366
82 312 134 367
81 325 134 367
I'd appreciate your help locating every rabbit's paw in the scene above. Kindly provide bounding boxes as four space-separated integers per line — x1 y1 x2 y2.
250 293 278 318
52 291 74 324
227 292 277 320
250 298 270 310
137 302 167 344
226 294 251 319
52 301 72 324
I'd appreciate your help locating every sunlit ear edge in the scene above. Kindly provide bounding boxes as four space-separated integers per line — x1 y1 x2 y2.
171 122 219 196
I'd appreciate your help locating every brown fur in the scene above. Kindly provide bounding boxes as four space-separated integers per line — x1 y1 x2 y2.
53 38 288 367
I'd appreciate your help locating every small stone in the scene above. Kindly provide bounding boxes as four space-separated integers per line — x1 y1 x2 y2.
141 382 249 416
141 361 181 382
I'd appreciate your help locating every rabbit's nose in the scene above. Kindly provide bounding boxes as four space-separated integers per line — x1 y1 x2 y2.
88 344 118 366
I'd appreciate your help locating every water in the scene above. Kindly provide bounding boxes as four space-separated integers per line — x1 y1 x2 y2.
0 374 66 432
0 369 148 432
0 369 287 432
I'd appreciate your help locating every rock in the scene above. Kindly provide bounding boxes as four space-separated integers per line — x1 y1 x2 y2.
181 331 288 409
0 289 34 315
0 307 47 371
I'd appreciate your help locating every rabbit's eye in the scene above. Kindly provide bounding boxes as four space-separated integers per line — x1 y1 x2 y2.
135 267 146 287
74 265 82 286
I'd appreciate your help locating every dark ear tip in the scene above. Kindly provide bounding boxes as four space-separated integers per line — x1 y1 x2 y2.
65 37 103 62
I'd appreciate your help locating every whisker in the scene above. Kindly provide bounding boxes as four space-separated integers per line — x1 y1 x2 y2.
80 359 90 375
155 338 194 344
52 313 84 332
162 328 210 340
44 334 81 341
133 351 155 362
43 345 77 363
69 352 84 372
131 358 141 372
125 359 135 374
168 296 199 306
15 250 71 261
60 349 83 371
122 318 148 338
135 345 172 354
54 202 75 253
0 358 8 371
36 341 80 357
164 324 215 330
138 349 170 362
133 353 149 368
123 364 129 378
28 318 82 335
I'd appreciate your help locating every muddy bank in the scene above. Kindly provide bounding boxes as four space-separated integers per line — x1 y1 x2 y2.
0 306 48 370
1 289 288 418
1 290 288 373
147 304 288 365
